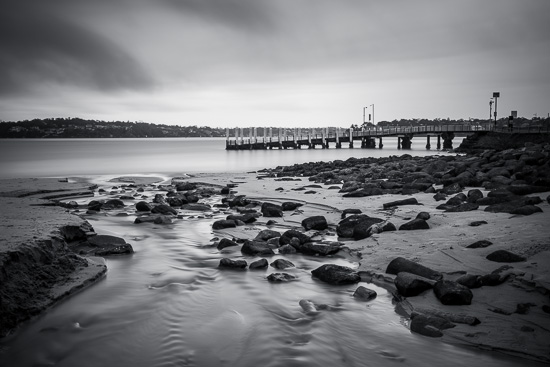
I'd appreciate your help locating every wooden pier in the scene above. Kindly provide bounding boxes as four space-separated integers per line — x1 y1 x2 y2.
225 124 493 150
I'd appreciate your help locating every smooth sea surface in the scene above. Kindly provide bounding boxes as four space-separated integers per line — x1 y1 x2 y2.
0 137 544 367
1 137 454 179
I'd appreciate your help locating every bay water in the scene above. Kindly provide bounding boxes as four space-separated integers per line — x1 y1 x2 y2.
0 137 543 367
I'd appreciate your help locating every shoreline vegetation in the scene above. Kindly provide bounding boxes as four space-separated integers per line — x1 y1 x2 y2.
1 117 549 139
1 133 550 363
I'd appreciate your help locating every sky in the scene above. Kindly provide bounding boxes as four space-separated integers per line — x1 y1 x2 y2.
1 0 549 127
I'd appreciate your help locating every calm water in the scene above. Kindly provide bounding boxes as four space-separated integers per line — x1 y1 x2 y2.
1 138 543 367
0 137 455 179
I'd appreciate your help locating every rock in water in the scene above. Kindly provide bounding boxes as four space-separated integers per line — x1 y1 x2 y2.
386 257 442 280
353 286 377 301
249 258 268 269
433 280 473 305
241 240 275 256
270 259 295 269
151 204 177 215
466 240 493 249
212 220 237 230
218 258 247 269
267 273 295 282
302 216 328 231
217 238 239 250
279 230 311 246
311 264 360 285
394 272 435 297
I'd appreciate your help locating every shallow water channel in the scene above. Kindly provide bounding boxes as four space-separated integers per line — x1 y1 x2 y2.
0 177 543 367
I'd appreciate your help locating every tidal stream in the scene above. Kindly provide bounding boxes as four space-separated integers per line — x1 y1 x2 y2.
0 176 542 367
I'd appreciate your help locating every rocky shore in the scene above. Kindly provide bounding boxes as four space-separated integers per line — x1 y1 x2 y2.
1 134 549 363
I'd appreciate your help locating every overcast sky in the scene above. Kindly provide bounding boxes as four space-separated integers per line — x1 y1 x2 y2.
1 0 549 127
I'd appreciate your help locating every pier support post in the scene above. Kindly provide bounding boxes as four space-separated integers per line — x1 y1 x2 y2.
437 135 441 150
426 136 431 150
397 137 401 149
401 135 412 149
349 128 354 148
441 132 454 150
322 130 327 149
336 128 341 149
378 137 383 149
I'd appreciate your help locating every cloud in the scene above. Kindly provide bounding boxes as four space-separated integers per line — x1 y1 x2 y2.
0 0 155 96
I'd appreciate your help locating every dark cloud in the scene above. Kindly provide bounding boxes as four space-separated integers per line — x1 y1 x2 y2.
0 0 155 96
158 0 278 33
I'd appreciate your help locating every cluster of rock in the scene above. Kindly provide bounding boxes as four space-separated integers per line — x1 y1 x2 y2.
384 250 534 338
258 142 549 216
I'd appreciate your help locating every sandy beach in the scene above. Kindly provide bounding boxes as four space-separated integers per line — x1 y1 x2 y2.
1 137 549 364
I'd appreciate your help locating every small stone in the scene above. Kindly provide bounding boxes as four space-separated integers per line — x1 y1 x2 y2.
353 286 377 301
249 258 269 269
267 273 295 282
270 259 295 269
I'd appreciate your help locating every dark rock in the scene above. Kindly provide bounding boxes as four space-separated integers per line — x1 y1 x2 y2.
226 213 257 224
480 273 507 286
382 197 419 209
467 189 484 203
278 244 297 254
433 280 473 305
255 229 281 241
261 202 284 217
219 258 247 269
167 197 185 207
416 212 430 220
241 240 275 256
456 274 483 288
176 182 197 191
510 205 543 216
399 218 429 230
351 217 386 240
154 215 173 224
104 199 125 208
394 272 435 297
266 220 277 226
293 242 341 256
227 195 251 208
466 240 493 249
341 208 362 219
217 238 239 250
302 216 328 231
282 202 303 211
469 220 488 227
486 250 526 263
336 214 384 239
212 219 237 230
135 201 153 211
270 259 295 269
433 193 447 201
444 203 479 212
353 286 377 301
87 235 133 256
441 183 463 195
249 258 269 269
151 204 177 215
279 230 311 246
386 257 442 280
267 273 295 282
410 313 455 338
182 203 211 211
311 264 361 285
506 185 550 196
445 194 466 206
381 221 397 232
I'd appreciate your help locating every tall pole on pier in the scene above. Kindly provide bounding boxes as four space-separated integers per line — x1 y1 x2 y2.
371 104 375 126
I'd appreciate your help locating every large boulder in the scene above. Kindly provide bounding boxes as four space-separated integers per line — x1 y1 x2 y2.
135 201 153 211
433 280 473 305
282 202 304 211
226 213 257 224
506 185 550 196
311 264 361 285
255 229 281 241
441 183 463 195
241 240 275 256
394 272 435 297
267 273 296 282
386 257 442 280
410 313 454 338
399 218 429 230
261 202 284 217
467 189 484 203
302 216 328 231
382 197 419 209
249 258 269 269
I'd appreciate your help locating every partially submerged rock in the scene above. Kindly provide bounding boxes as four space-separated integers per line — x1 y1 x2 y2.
311 264 360 285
